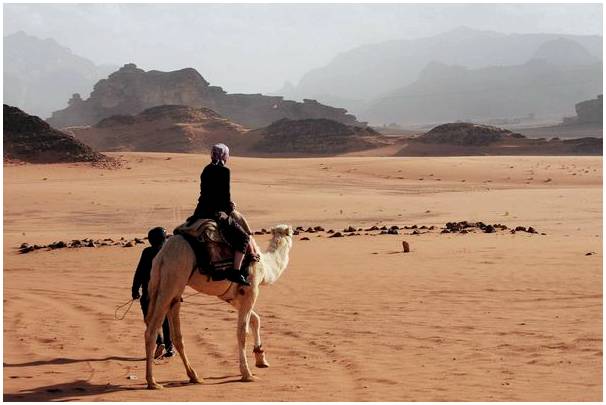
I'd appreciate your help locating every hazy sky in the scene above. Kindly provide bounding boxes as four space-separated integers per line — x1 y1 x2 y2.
4 3 603 94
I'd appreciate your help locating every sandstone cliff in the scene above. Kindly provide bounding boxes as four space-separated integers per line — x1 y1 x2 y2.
48 64 363 129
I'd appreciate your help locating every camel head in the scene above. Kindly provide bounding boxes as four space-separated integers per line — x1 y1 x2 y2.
269 224 293 250
259 224 293 285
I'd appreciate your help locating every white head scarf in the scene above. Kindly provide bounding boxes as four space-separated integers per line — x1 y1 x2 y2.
211 143 229 165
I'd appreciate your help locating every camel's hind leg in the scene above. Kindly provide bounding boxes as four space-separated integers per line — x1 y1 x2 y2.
167 299 202 384
145 300 170 390
250 311 270 368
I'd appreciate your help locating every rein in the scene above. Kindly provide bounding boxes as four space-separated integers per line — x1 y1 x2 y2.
114 298 135 320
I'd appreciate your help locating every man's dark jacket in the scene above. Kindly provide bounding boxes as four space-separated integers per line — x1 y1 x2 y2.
132 245 161 299
192 162 233 219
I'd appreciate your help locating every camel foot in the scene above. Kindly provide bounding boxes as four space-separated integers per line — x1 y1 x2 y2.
255 361 270 368
189 376 203 384
147 382 164 390
241 374 258 382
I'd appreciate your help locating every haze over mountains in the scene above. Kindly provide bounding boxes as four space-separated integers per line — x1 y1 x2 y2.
278 27 602 124
4 31 116 119
4 27 603 127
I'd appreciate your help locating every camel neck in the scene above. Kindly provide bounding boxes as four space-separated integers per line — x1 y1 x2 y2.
261 237 291 285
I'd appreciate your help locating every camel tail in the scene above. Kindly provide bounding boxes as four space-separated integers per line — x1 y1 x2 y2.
144 253 163 325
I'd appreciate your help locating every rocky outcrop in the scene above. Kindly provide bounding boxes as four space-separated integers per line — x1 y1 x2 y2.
417 123 525 146
251 118 384 154
48 64 363 129
4 104 107 163
575 95 602 124
397 122 601 156
66 105 250 153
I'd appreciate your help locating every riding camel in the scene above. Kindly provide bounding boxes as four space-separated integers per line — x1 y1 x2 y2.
143 223 294 389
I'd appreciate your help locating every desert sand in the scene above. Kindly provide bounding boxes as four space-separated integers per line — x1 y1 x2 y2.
3 153 602 401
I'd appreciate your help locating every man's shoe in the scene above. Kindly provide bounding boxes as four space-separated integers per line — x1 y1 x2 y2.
154 343 165 359
164 347 176 358
226 270 250 286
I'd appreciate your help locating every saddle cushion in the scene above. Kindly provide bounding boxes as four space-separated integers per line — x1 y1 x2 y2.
173 218 226 244
174 217 256 281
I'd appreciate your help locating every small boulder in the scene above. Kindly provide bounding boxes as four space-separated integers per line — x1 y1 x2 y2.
300 237 310 241
49 241 67 249
329 232 343 238
19 244 34 254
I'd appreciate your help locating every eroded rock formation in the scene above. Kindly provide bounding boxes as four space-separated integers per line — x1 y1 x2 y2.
48 64 363 129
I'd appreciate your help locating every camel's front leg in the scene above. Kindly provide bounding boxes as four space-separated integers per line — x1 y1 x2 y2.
236 286 259 382
237 309 256 381
250 311 270 368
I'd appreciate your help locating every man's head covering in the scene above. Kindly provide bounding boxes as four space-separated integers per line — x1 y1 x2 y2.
211 143 229 164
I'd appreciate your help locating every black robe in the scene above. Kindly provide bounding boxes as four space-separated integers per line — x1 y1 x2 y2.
193 162 233 219
191 162 249 252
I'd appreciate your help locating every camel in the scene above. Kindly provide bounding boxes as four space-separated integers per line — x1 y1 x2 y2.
143 224 294 389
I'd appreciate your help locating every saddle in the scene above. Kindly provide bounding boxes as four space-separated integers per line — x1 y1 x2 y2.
173 218 253 281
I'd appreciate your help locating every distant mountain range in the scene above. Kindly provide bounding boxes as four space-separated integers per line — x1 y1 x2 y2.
363 58 602 125
5 28 603 127
278 27 603 124
4 31 116 119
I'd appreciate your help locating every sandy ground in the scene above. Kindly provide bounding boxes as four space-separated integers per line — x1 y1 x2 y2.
3 153 602 401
